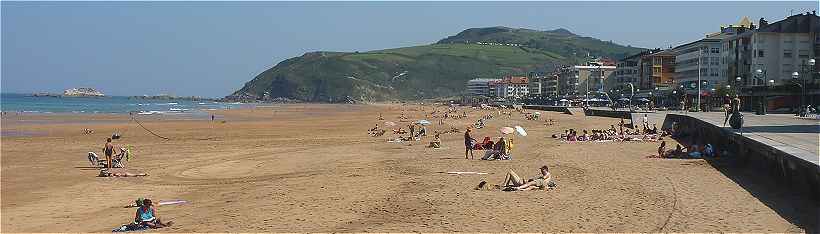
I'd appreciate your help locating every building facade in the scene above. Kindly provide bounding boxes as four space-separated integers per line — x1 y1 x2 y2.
557 62 616 97
494 76 529 99
527 72 544 97
749 14 819 86
650 49 676 89
466 78 501 97
671 37 725 95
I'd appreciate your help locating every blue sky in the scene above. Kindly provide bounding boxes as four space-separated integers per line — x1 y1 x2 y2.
2 1 817 97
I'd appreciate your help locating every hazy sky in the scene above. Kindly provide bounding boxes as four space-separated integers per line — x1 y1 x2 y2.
2 1 817 97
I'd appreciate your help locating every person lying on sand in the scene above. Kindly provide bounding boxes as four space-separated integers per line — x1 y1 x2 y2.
503 165 554 191
477 166 555 191
99 169 148 177
134 199 173 229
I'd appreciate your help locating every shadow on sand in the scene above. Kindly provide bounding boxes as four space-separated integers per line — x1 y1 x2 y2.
704 156 818 232
672 135 819 232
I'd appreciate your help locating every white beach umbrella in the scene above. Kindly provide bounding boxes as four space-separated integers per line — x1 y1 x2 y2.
416 120 431 125
514 126 527 137
499 127 515 135
384 121 397 127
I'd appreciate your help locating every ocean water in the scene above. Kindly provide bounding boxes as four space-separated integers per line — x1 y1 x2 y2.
0 93 253 115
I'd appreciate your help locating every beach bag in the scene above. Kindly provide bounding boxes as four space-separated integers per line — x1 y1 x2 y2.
729 112 743 129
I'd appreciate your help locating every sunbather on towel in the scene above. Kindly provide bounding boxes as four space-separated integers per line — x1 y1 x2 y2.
99 169 148 177
502 165 555 191
134 199 173 229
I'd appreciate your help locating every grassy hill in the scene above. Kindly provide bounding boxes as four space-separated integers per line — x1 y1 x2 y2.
228 27 644 102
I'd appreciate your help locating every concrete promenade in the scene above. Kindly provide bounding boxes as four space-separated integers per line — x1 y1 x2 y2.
632 111 819 167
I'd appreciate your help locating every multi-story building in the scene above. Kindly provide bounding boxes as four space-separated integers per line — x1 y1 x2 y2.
671 35 726 95
615 54 640 91
466 78 501 97
542 74 559 97
615 50 662 91
650 49 676 89
749 13 819 86
557 62 616 97
494 76 529 99
527 72 544 97
721 17 757 87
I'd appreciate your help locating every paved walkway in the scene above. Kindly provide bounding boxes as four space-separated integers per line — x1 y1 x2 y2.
632 111 819 167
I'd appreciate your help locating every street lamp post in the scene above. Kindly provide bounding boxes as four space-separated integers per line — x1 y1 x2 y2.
796 58 816 114
755 69 767 114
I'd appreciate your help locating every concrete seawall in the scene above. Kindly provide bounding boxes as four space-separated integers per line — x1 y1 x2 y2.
663 114 820 199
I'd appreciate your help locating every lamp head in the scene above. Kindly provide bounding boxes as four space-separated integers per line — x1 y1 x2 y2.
792 71 799 79
736 77 741 82
810 58 816 66
756 69 763 75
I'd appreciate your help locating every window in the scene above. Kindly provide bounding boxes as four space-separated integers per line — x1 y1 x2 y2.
758 50 765 58
784 50 793 58
799 50 809 58
711 47 720 53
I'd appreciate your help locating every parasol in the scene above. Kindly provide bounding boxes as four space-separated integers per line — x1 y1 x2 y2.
514 126 527 136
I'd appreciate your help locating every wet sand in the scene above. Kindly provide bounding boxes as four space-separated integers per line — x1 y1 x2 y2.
0 104 809 232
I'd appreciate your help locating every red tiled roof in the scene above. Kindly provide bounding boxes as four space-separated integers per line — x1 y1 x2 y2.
504 76 528 84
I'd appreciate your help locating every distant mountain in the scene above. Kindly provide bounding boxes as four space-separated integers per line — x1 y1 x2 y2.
228 27 644 102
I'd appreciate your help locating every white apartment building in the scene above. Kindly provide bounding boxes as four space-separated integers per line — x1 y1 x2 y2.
557 63 616 97
495 76 529 98
749 13 819 86
672 36 725 95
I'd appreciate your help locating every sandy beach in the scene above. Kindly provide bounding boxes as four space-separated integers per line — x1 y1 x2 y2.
0 104 813 232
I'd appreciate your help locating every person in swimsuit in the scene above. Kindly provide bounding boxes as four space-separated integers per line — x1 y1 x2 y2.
99 169 148 177
103 138 115 170
134 199 173 228
503 165 555 191
464 128 475 159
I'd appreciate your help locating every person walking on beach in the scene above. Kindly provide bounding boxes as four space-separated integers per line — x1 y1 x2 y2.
464 128 475 159
103 138 115 170
722 94 731 126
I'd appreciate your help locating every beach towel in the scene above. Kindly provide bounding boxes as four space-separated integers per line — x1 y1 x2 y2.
446 171 488 175
159 199 188 206
112 223 149 232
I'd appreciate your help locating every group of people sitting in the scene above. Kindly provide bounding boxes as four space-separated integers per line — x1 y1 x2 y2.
473 136 513 160
553 125 662 142
474 119 486 129
368 124 386 137
652 140 717 158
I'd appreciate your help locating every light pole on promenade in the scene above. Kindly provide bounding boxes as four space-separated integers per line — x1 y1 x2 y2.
755 68 768 115
795 58 816 114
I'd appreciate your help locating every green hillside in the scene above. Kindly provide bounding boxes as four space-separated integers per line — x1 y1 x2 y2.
228 27 644 102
